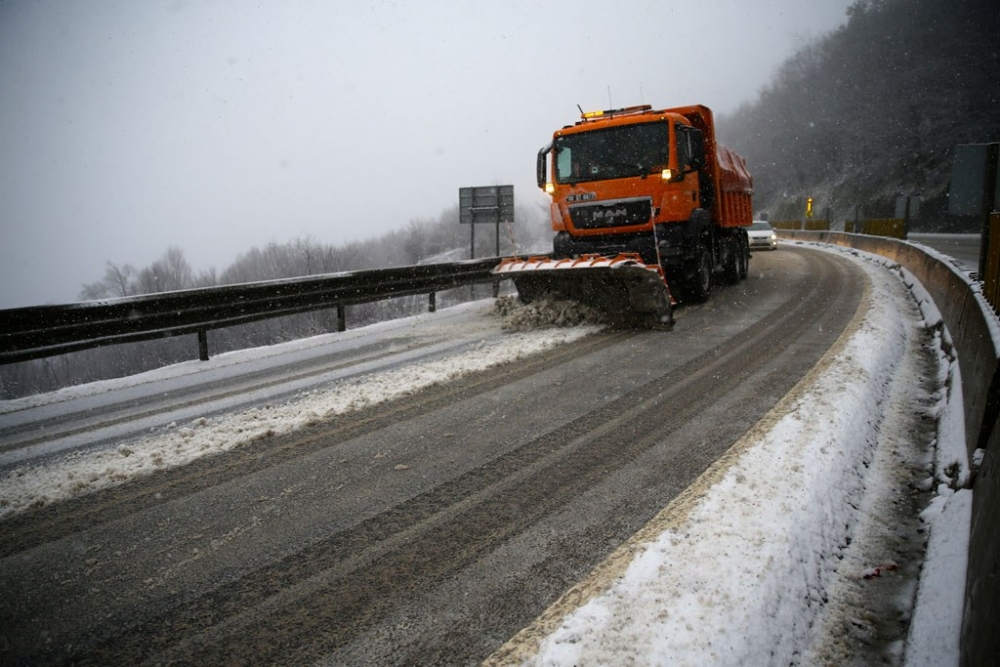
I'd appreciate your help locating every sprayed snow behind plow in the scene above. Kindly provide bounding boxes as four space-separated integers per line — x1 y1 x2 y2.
493 295 608 331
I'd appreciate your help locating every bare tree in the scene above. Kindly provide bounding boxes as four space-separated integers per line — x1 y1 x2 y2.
79 261 137 300
136 246 194 294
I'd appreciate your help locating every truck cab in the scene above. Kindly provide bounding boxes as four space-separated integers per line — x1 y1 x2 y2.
537 104 752 301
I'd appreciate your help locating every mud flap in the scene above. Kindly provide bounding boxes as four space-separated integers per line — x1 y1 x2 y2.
493 254 674 330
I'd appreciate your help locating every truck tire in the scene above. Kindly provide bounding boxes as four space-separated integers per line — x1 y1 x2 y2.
737 232 749 280
720 237 740 285
684 242 713 302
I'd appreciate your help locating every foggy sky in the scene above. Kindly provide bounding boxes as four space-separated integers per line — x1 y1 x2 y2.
0 0 855 308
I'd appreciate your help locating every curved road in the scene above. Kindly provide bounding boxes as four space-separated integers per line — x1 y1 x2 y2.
0 246 864 666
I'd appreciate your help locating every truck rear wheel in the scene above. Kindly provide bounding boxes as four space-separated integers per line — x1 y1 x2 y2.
720 237 740 285
737 233 749 280
683 242 713 302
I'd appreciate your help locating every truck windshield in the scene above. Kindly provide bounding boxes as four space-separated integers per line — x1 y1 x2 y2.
554 121 669 185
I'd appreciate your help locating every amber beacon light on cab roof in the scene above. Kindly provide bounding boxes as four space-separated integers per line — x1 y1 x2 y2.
495 104 754 328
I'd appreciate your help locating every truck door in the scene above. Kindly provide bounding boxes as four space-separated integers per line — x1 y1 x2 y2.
680 126 713 209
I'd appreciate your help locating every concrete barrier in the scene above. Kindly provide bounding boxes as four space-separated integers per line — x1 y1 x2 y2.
863 218 907 239
965 416 1000 667
778 230 1000 667
983 212 1000 308
770 220 801 231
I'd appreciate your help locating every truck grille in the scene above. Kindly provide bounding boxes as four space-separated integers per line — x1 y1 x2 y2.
569 197 652 230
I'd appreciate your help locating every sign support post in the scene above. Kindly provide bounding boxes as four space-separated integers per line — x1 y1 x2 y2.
459 185 515 297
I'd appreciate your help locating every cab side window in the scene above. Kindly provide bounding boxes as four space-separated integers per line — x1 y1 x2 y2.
676 124 693 171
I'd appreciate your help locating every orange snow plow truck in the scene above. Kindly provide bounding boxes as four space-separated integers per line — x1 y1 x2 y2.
495 104 753 328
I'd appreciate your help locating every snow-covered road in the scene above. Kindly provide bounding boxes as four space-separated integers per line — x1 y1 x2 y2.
0 243 976 666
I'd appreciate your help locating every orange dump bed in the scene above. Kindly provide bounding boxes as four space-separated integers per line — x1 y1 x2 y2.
665 104 753 229
715 144 754 228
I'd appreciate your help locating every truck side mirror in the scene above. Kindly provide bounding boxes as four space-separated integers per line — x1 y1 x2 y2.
537 143 552 189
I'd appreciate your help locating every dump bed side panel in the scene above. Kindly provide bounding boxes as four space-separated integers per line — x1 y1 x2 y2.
662 104 752 228
715 144 754 228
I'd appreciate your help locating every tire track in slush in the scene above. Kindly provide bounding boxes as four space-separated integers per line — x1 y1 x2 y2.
0 331 628 559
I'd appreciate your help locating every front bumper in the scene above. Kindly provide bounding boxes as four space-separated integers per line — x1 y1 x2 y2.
749 236 778 250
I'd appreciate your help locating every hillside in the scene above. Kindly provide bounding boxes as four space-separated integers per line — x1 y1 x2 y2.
718 0 1000 229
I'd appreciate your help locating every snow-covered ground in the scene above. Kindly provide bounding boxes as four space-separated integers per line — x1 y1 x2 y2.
0 244 984 665
0 303 599 517
488 244 976 666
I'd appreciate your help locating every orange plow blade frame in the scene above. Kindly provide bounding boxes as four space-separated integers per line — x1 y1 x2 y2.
493 253 674 329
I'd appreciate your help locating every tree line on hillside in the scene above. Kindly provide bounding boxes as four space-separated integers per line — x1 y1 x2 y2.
719 0 1000 227
0 204 550 399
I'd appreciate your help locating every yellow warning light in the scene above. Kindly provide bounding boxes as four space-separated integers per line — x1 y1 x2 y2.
581 110 605 119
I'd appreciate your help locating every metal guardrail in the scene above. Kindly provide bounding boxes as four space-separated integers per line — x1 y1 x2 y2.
772 219 909 239
0 257 503 365
771 219 831 232
844 218 908 239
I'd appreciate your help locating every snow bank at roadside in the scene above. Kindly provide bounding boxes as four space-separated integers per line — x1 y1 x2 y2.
905 486 972 666
503 246 968 666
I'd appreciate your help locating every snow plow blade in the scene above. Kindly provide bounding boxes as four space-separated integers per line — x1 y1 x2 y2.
493 253 674 329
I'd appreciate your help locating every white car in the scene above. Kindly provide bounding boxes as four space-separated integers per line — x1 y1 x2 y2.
747 221 778 251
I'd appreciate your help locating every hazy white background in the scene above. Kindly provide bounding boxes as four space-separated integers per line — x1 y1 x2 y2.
0 0 854 308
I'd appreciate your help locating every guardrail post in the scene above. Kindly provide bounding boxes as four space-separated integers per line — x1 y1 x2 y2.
428 292 436 313
337 304 346 332
197 330 210 361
